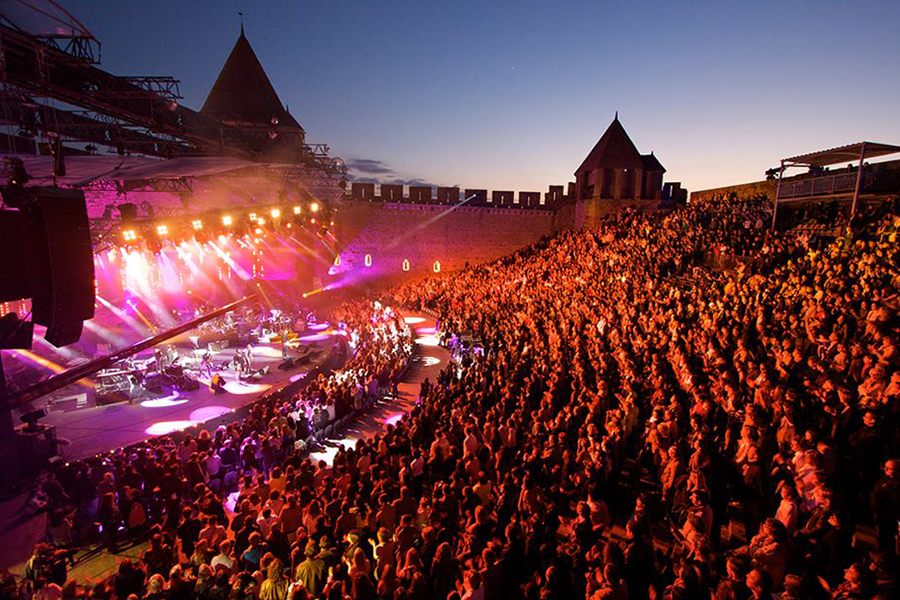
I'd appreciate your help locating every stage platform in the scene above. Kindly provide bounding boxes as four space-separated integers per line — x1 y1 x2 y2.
36 337 338 460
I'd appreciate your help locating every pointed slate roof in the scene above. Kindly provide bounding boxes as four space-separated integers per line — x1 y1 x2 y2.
640 152 666 173
576 115 645 174
202 28 303 132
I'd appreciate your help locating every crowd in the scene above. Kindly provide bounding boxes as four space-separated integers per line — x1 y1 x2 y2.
7 195 900 600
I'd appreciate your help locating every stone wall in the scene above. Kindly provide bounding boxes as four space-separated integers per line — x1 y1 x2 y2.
690 180 776 203
327 200 565 286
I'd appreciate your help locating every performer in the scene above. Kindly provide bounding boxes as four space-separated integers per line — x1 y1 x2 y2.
210 372 226 394
128 369 144 404
200 348 214 379
234 348 249 376
244 343 254 372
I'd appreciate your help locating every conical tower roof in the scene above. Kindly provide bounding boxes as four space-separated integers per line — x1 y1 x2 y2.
576 115 644 174
202 28 303 132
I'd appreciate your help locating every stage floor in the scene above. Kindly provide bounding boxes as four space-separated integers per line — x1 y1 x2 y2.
38 338 337 460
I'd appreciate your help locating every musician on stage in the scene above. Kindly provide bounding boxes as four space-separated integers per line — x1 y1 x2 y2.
210 372 226 394
244 343 254 372
200 348 214 379
128 368 143 404
234 348 251 376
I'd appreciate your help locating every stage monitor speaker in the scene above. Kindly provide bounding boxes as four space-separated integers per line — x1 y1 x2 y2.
177 375 200 391
20 408 47 425
0 184 95 348
96 391 130 406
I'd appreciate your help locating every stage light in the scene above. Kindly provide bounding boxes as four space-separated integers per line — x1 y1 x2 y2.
310 201 320 213
257 217 266 226
293 205 302 214
402 259 410 271
310 218 316 224
192 220 203 230
364 254 372 267
249 212 257 221
222 215 233 226
334 254 341 266
156 224 169 236
122 229 138 242
255 227 263 235
218 234 228 243
270 208 281 219
433 260 441 273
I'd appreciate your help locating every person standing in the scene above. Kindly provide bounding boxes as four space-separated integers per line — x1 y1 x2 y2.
870 459 900 553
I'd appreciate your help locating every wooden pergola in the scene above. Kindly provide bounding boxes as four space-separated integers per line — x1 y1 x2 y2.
770 141 900 229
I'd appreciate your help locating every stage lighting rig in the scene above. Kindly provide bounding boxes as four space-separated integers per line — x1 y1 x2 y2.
109 198 333 248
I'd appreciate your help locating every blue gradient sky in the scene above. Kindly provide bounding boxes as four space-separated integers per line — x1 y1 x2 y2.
60 0 900 193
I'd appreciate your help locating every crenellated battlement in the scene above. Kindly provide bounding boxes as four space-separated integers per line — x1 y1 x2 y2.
346 182 573 211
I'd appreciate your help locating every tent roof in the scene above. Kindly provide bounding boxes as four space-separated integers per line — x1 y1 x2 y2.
0 154 305 218
784 141 900 167
201 29 303 132
576 116 645 174
0 0 94 39
4 155 278 186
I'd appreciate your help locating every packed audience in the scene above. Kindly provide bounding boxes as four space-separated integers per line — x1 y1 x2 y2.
9 196 900 600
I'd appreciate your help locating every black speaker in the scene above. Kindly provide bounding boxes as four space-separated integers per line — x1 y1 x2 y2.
96 391 130 406
177 375 200 391
0 186 95 348
20 408 46 425
30 188 94 346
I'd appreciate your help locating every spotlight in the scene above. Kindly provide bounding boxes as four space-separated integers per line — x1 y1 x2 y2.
255 227 263 235
218 234 228 243
249 212 257 222
270 208 281 219
309 201 320 213
293 206 302 215
192 220 203 230
257 217 266 226
156 224 169 236
122 229 138 242
222 215 233 226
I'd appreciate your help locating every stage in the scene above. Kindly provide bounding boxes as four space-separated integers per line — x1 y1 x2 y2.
35 335 339 460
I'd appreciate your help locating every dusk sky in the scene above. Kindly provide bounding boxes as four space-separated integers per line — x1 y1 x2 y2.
61 0 900 194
